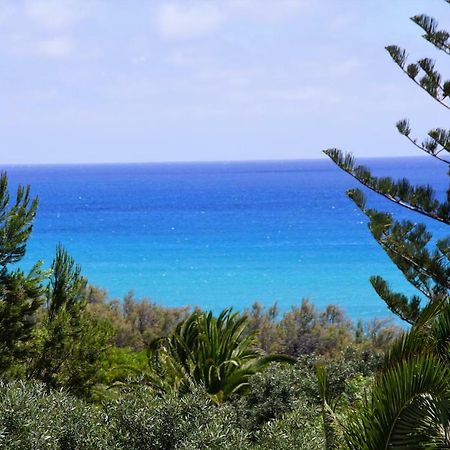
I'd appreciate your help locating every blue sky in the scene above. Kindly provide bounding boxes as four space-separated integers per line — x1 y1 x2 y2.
1 0 449 164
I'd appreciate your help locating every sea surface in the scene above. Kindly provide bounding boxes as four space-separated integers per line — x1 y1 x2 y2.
3 157 447 322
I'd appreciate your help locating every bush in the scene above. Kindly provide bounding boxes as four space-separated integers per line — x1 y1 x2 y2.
245 300 399 357
0 353 380 449
0 381 117 450
238 363 306 433
107 386 249 449
251 403 324 450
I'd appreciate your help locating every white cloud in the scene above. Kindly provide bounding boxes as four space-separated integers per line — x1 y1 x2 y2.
25 0 87 30
156 0 311 40
228 0 310 22
35 36 73 57
268 86 340 104
157 3 224 39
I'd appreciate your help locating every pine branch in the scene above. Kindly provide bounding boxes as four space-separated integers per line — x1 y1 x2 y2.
326 2 450 328
370 275 421 324
386 46 450 110
360 209 449 303
0 172 39 267
349 191 450 296
411 14 450 55
396 120 450 164
48 244 87 320
324 149 450 225
374 225 450 294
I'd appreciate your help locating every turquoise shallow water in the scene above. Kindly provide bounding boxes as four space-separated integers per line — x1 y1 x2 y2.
3 157 447 321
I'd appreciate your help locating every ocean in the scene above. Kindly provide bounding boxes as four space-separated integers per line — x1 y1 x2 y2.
3 157 447 322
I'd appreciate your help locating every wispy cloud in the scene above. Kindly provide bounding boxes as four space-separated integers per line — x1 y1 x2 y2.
157 3 224 39
0 0 433 163
228 0 311 22
268 86 340 104
0 1 96 59
24 0 88 30
35 36 73 58
156 0 311 40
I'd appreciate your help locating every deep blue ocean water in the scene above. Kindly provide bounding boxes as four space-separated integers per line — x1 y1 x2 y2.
2 157 447 322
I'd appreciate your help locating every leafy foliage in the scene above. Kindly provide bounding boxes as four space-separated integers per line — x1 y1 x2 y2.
147 309 293 402
86 287 190 351
237 363 305 433
107 386 249 450
342 302 450 450
0 381 116 450
251 405 325 450
0 353 377 450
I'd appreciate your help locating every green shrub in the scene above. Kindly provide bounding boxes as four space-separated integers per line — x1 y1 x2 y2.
238 363 305 433
0 381 117 450
107 386 249 449
236 351 381 438
251 402 324 450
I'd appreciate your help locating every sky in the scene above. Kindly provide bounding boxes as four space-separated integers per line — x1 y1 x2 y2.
1 0 449 164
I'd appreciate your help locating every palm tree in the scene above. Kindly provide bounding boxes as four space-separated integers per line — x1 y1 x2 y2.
344 297 450 449
319 298 450 449
147 309 293 403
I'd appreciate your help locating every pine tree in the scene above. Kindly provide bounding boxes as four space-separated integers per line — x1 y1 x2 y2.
324 3 450 324
28 245 87 386
0 172 44 374
28 245 112 398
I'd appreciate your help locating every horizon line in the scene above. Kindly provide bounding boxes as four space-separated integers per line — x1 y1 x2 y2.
0 154 429 167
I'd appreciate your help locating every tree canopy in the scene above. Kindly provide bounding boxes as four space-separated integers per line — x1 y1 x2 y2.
325 5 450 324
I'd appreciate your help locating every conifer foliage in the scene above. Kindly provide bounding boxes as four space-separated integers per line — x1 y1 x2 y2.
27 245 109 395
0 172 110 396
0 173 44 374
324 3 450 324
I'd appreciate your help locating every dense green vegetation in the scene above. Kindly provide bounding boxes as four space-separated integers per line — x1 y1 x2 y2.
324 2 450 448
1 3 449 449
0 171 396 448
